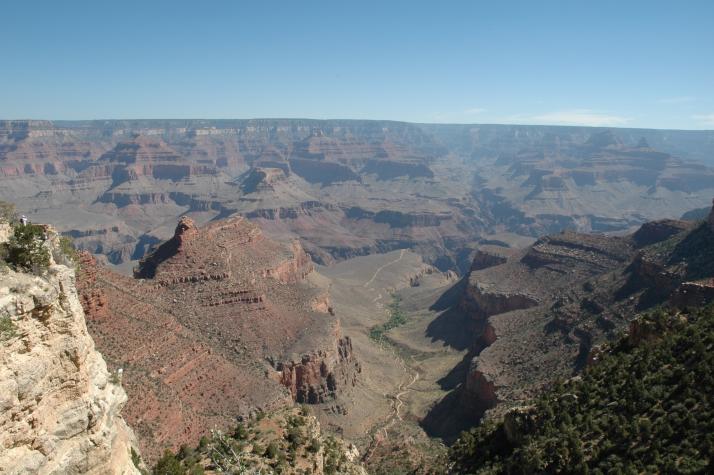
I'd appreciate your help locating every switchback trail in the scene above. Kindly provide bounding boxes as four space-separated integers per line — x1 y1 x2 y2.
362 346 421 462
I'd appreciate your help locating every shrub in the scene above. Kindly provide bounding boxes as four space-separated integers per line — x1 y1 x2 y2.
0 316 17 341
6 224 50 272
130 447 142 470
266 441 279 459
449 305 714 473
58 236 79 262
252 442 265 456
307 438 321 453
153 449 185 475
233 422 248 440
286 426 305 449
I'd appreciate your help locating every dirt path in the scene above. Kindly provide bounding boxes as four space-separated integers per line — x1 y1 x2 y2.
362 348 421 461
395 369 420 421
364 249 405 288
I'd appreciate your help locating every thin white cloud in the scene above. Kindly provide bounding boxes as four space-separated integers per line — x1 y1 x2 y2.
693 113 714 127
658 96 695 104
464 107 486 115
506 109 632 127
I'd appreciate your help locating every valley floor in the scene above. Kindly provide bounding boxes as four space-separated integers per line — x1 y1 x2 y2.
316 250 467 472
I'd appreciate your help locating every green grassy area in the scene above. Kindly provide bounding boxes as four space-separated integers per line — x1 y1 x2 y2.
369 294 408 342
450 305 714 474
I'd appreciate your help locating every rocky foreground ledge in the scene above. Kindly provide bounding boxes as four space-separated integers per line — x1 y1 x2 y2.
0 223 141 474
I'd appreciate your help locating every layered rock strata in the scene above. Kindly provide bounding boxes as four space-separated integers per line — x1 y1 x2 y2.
79 216 359 461
0 235 140 473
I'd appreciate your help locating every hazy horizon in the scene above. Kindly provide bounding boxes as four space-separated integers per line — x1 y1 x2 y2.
4 117 714 133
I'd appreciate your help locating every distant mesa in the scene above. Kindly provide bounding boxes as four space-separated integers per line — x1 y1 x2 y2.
240 166 290 193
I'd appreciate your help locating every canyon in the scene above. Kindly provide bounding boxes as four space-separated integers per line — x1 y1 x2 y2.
2 119 714 472
423 200 714 439
2 120 713 275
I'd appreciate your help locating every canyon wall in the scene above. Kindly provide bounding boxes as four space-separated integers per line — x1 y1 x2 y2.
0 240 140 473
3 120 713 275
427 206 714 438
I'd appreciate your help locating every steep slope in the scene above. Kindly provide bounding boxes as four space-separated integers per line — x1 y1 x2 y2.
425 202 714 437
450 304 714 474
78 216 360 461
0 224 141 474
153 406 367 475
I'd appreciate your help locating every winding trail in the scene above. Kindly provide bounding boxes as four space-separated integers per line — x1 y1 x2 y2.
359 248 425 463
364 249 405 288
395 369 420 421
362 347 421 462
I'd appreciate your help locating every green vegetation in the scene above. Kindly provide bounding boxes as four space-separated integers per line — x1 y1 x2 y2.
450 305 714 474
151 408 361 474
2 224 50 272
0 316 17 341
670 222 714 281
323 435 349 475
370 294 407 342
130 447 149 475
58 235 79 263
153 449 199 475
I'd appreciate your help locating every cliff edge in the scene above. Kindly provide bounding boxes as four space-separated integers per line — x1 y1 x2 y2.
0 223 140 474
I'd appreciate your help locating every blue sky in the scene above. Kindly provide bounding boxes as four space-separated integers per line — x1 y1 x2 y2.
2 0 713 129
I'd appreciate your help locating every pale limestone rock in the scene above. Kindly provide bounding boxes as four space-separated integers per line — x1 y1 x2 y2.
0 222 10 244
0 262 141 475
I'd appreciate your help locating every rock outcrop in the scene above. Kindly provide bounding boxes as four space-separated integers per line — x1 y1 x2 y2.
79 216 360 462
271 330 360 404
0 242 140 473
632 219 692 248
426 206 714 438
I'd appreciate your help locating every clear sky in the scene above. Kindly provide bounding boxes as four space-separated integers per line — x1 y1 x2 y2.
2 0 713 129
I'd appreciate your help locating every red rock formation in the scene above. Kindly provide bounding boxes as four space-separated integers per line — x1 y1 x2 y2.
97 136 217 185
270 324 360 404
79 216 359 462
